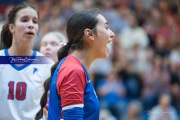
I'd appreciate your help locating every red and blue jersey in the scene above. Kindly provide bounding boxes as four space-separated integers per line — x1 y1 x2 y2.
48 55 100 120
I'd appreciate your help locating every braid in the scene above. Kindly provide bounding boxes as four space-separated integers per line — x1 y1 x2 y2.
35 62 58 120
36 9 100 119
35 45 70 120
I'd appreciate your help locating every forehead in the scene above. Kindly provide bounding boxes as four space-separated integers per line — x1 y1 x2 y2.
42 33 60 42
16 7 38 19
96 14 107 25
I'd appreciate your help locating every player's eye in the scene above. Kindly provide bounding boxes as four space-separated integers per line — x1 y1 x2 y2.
33 18 38 24
21 18 28 22
51 42 59 46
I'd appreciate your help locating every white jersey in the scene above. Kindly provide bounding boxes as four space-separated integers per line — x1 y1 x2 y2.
0 49 54 120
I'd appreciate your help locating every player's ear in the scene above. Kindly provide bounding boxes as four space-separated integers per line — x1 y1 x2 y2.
84 29 94 41
9 24 15 33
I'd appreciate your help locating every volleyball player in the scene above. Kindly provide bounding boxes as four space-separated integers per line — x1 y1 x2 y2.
36 9 115 120
0 3 53 119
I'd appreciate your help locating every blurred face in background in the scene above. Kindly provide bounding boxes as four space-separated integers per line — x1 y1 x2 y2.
40 32 67 62
159 94 171 109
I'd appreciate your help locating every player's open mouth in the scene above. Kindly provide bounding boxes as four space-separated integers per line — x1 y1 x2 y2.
26 32 34 36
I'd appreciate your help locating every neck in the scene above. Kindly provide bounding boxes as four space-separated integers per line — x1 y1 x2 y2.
8 45 32 56
71 49 95 70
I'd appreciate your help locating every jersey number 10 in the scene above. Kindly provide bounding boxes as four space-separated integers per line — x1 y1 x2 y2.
8 81 27 101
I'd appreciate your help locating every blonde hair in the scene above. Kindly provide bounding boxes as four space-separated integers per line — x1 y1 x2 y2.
44 31 67 44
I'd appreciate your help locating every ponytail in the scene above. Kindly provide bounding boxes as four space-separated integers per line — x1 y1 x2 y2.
1 23 12 48
36 9 100 119
35 44 71 120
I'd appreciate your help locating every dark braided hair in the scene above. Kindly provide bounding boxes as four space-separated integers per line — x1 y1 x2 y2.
35 9 99 119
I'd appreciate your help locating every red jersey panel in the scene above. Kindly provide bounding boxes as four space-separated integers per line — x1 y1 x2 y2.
56 55 87 108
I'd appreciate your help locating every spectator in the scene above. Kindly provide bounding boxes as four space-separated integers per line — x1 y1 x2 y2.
148 93 178 120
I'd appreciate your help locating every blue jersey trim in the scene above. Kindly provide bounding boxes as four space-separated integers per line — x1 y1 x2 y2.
4 49 37 71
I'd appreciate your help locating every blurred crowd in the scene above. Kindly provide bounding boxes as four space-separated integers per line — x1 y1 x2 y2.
0 0 180 120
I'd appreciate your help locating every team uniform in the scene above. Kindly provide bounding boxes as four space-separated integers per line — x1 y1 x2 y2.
0 49 53 120
48 55 100 120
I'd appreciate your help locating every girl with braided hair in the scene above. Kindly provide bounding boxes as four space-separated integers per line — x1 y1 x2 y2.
36 9 115 120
